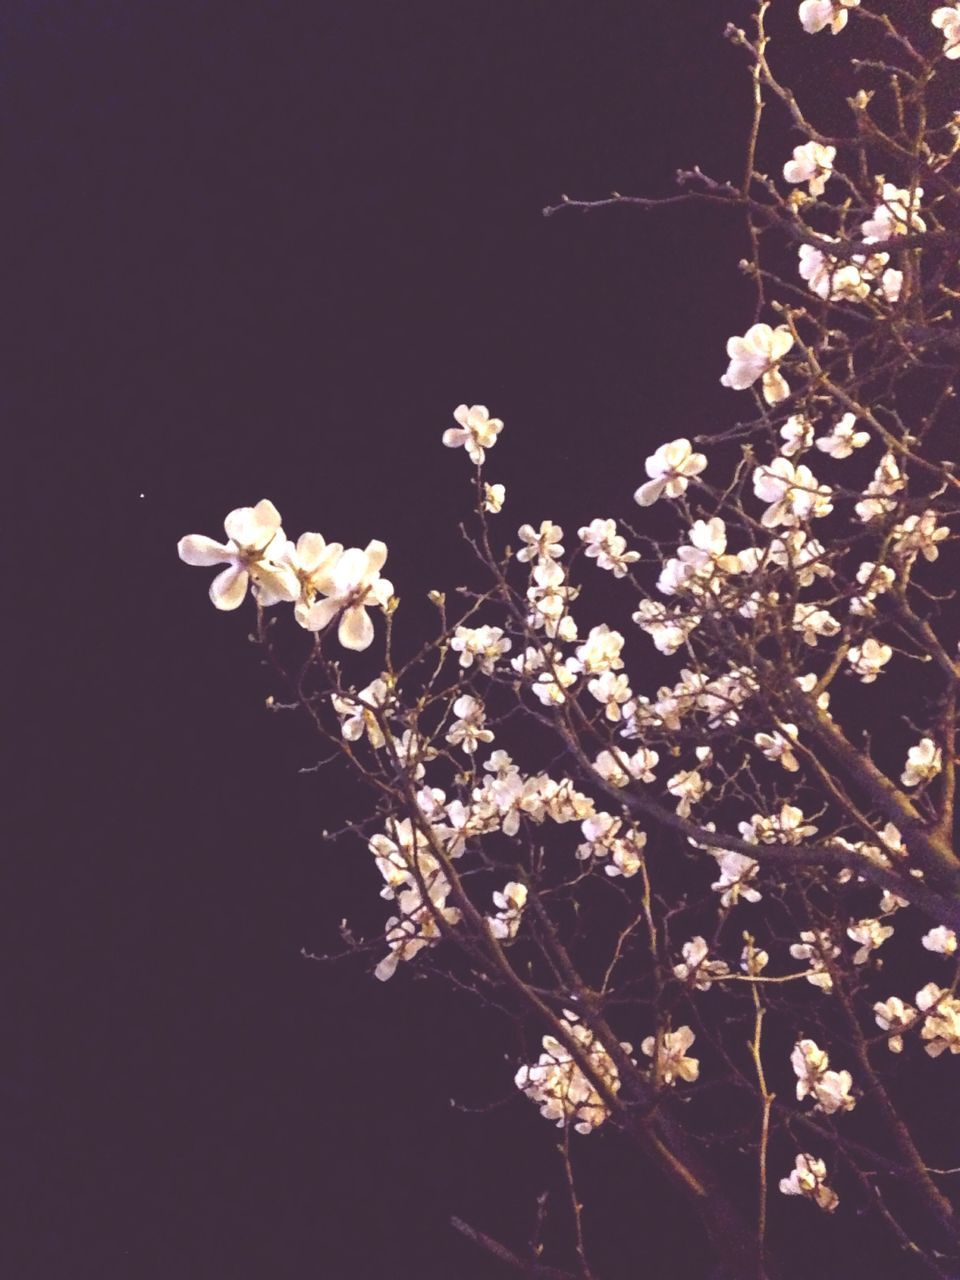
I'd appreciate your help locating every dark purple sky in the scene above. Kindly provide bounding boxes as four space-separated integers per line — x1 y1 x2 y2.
8 3 904 1277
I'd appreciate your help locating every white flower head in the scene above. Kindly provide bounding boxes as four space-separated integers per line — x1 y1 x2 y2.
798 0 859 36
634 439 707 507
933 6 960 58
720 323 794 404
302 540 394 651
922 926 958 957
815 413 869 459
442 403 503 465
483 482 505 513
783 141 836 196
178 499 301 612
779 1154 839 1212
901 738 942 788
641 1026 699 1086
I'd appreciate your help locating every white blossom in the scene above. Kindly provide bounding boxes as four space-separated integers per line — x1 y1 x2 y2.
874 996 918 1053
711 850 762 907
902 738 942 788
487 881 528 941
641 1026 699 1086
577 518 639 576
815 413 869 459
847 918 894 965
302 540 394 651
798 0 859 35
922 926 958 956
791 1038 855 1114
178 499 300 612
450 624 512 674
720 323 794 404
779 414 814 457
855 452 905 522
634 439 707 507
916 983 960 1057
515 1012 629 1133
673 937 730 990
483 482 505 513
890 511 950 565
516 520 564 563
779 1154 839 1213
783 141 835 196
790 930 839 991
753 457 833 527
862 183 926 242
446 694 494 754
846 637 892 683
442 403 503 465
331 677 392 747
933 5 960 58
754 725 800 771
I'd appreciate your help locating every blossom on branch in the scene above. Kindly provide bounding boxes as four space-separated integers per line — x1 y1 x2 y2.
798 0 859 36
442 403 503 465
783 141 835 196
901 738 943 788
779 1154 839 1213
634 438 706 507
301 541 393 651
933 5 960 58
720 323 794 404
178 499 300 611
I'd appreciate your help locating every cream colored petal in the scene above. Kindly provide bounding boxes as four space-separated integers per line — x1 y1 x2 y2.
224 499 282 549
209 564 249 610
303 596 342 633
339 604 375 651
178 535 233 566
364 540 388 574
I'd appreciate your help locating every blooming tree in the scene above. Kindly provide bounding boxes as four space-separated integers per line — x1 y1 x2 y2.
178 5 960 1277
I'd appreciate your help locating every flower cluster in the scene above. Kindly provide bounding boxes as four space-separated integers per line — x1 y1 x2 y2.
515 1012 630 1134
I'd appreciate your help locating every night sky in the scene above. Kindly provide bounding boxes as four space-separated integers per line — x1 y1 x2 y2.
7 3 899 1277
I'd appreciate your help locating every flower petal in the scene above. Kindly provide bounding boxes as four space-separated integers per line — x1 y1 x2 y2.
209 565 249 610
339 604 375 651
178 535 233 567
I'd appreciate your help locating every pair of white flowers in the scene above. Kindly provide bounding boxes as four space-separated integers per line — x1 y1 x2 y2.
178 499 393 651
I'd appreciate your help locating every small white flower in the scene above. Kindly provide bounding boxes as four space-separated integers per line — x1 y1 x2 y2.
862 183 926 242
753 457 833 527
487 881 528 941
446 694 494 755
641 1026 699 1085
847 918 894 965
798 0 859 36
933 5 960 58
902 738 943 788
779 1154 838 1213
815 413 870 459
791 1038 855 1114
516 520 565 563
673 937 730 990
779 414 813 457
874 996 917 1053
720 323 794 404
922 926 958 956
846 637 892 683
754 725 800 772
483 482 505 513
634 439 707 507
578 518 639 576
783 141 836 196
442 403 503 465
